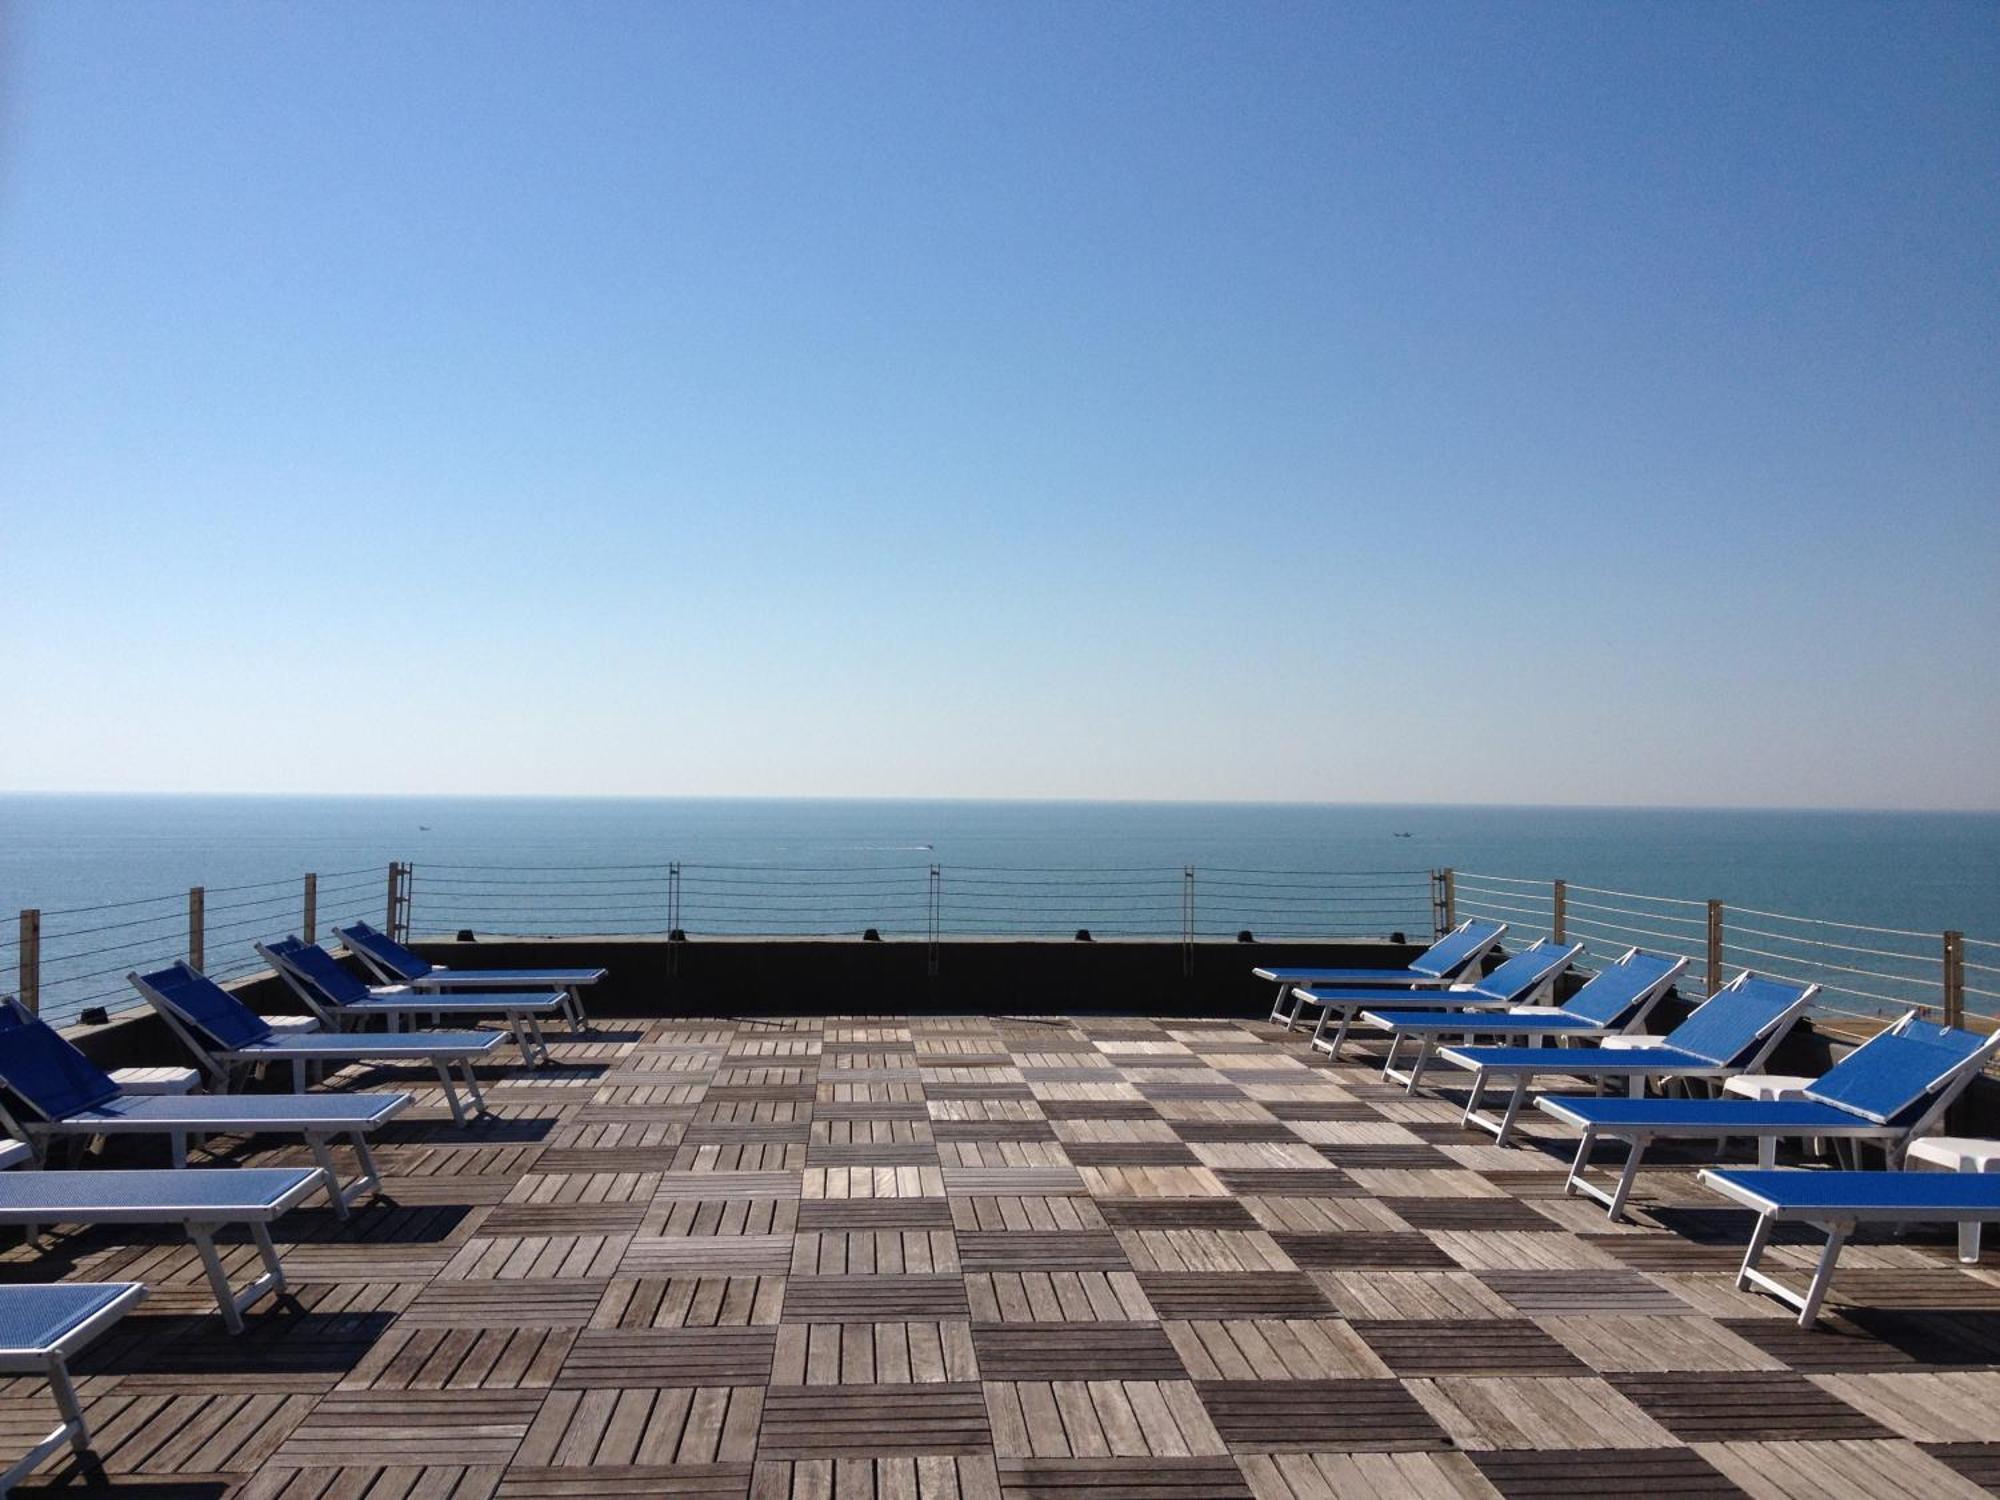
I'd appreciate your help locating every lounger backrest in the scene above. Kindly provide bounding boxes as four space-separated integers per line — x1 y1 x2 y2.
335 922 433 981
262 937 375 1008
1468 941 1582 1003
132 963 273 1050
1661 976 1811 1066
1411 920 1507 980
0 1002 121 1119
1560 952 1686 1028
1805 1021 1994 1125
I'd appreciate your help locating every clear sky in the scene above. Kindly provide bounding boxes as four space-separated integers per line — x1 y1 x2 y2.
1 2 1994 808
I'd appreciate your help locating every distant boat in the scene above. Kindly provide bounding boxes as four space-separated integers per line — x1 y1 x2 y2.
1393 831 1413 837
419 825 432 832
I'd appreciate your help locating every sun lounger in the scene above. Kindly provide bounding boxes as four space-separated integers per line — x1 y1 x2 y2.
1290 940 1582 1059
1539 1014 2000 1220
0 1167 319 1333
258 937 562 1066
1259 920 1507 1027
334 921 604 1028
0 1003 407 1215
1357 949 1687 1092
130 962 504 1125
1433 973 1814 1146
0 1281 146 1491
1700 1166 2000 1327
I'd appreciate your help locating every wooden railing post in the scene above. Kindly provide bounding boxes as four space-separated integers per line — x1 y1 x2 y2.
1552 879 1567 944
1944 930 1965 1029
17 910 39 1015
1706 899 1724 997
303 873 318 944
188 886 206 971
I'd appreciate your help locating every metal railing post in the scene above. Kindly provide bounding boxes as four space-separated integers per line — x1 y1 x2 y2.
303 873 318 944
17 910 39 1015
1552 879 1566 944
928 864 941 979
1182 866 1195 977
1706 899 1724 997
1944 928 1960 1032
386 863 400 934
667 861 682 975
1441 869 1456 932
188 886 206 971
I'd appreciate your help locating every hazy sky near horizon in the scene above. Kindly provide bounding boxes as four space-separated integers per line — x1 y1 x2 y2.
2 3 1995 809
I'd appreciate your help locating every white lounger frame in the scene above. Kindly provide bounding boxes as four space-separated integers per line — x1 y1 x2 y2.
137 978 496 1126
0 1096 394 1220
1699 1168 2000 1328
1543 1029 2000 1222
1447 970 1805 1147
0 1282 147 1494
1260 919 1504 1029
0 1170 321 1333
259 941 558 1067
1366 950 1686 1094
1298 943 1577 1061
338 928 597 1030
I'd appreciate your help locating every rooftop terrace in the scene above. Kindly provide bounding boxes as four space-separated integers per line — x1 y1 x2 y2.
6 1008 2000 1499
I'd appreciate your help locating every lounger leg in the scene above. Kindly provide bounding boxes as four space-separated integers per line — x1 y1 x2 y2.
1564 1131 1595 1199
1270 986 1294 1027
45 1353 88 1454
1380 1032 1404 1081
291 1058 308 1094
1605 1136 1649 1221
304 1135 352 1220
1406 1037 1434 1094
1313 1007 1353 1058
527 1014 551 1065
1735 1209 1776 1292
0 1352 93 1493
1493 1078 1529 1146
459 1058 487 1116
350 1133 383 1202
433 1059 467 1126
188 1224 248 1334
1797 1221 1852 1329
1757 1136 1777 1170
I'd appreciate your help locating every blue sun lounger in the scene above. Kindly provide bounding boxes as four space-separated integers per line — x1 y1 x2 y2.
0 1003 406 1215
0 1281 146 1492
1434 972 1815 1146
334 922 604 1029
1539 1014 2000 1221
1700 1167 2000 1328
1260 919 1507 1028
1358 949 1687 1093
259 937 562 1066
131 962 504 1125
0 1150 320 1332
1290 940 1583 1059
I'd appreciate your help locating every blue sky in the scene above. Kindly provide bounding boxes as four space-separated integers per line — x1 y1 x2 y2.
2 2 1994 807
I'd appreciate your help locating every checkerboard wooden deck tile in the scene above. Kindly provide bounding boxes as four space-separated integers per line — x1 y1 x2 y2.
15 1009 2000 1497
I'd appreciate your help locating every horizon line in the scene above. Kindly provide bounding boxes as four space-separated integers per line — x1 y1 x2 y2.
2 789 1996 817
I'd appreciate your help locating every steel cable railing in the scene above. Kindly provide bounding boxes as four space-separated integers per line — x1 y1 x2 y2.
14 858 1991 1038
10 868 388 1028
1451 870 1993 1033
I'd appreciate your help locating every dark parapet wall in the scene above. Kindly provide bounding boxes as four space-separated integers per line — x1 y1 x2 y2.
405 935 1427 1019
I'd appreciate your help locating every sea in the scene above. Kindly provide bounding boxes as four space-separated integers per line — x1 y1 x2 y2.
1 796 1994 1024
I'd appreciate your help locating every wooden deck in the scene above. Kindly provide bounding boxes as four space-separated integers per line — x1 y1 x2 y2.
8 1013 2000 1498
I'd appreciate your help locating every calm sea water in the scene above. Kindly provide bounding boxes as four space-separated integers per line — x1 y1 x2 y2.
2 795 1993 934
